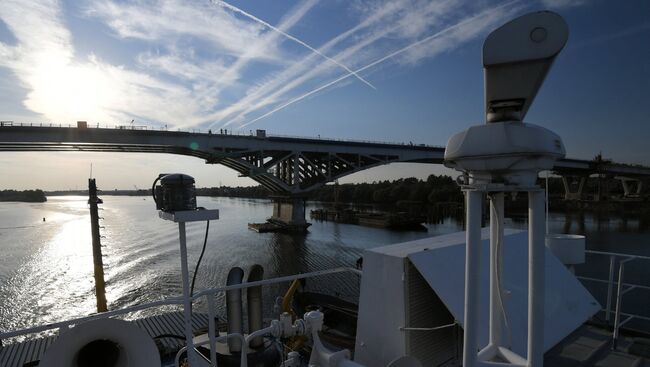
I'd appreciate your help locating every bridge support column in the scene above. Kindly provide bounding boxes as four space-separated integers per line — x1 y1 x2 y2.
616 176 642 198
269 196 311 232
561 175 587 201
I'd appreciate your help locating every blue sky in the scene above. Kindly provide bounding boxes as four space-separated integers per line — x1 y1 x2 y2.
0 0 648 190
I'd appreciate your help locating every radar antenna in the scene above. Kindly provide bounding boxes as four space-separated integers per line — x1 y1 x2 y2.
444 11 569 367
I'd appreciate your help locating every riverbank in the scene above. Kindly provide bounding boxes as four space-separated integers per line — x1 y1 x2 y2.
0 190 46 202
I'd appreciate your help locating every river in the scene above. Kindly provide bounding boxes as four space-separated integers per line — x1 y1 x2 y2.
0 196 649 334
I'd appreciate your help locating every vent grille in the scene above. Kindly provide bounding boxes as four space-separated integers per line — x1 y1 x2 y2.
406 260 458 366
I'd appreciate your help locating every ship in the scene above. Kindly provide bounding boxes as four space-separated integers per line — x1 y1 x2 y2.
1 10 650 367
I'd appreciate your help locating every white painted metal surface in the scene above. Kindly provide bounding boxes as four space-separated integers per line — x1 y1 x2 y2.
406 230 600 357
159 209 219 222
546 234 586 265
159 209 219 366
39 318 160 367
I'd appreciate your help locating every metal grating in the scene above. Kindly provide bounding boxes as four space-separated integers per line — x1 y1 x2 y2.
405 260 458 366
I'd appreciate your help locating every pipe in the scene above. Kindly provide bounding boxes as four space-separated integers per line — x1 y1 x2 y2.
245 325 275 346
462 190 482 367
175 333 248 367
247 264 264 349
226 267 245 353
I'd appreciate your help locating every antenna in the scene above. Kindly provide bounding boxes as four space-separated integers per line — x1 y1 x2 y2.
90 163 93 179
483 11 568 123
444 11 568 367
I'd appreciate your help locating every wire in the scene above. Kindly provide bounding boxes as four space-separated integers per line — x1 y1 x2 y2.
491 193 512 347
190 220 210 297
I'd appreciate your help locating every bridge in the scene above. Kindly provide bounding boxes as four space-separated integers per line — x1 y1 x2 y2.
1 124 649 229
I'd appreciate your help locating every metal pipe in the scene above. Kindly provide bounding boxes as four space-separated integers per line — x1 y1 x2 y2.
247 264 264 349
245 325 275 345
489 192 504 346
605 255 615 324
226 267 245 353
176 333 248 367
207 295 218 367
178 222 198 366
462 190 482 367
527 191 545 367
612 259 633 350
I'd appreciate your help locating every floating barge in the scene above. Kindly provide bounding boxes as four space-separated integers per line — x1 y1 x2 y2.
310 208 426 230
248 219 311 233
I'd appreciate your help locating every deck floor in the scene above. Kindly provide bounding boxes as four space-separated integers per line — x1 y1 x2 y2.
545 324 650 367
0 312 211 367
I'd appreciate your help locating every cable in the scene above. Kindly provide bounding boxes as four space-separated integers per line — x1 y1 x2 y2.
190 220 210 297
491 194 512 348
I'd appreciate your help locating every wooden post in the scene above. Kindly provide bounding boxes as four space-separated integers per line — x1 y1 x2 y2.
89 179 108 312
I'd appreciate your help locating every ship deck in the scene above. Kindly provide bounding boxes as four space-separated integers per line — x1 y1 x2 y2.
545 324 650 367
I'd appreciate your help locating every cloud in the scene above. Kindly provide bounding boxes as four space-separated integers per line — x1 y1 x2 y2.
0 0 525 129
220 0 524 127
540 0 588 8
239 0 524 127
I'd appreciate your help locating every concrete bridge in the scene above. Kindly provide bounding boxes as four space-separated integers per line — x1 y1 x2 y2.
1 124 649 229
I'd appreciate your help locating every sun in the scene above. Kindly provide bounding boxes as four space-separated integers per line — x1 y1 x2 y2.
24 52 118 123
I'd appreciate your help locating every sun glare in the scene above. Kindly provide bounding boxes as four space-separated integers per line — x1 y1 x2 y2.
26 53 117 123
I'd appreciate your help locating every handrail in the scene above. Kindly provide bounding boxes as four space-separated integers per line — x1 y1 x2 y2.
0 122 443 148
0 267 361 342
580 250 650 350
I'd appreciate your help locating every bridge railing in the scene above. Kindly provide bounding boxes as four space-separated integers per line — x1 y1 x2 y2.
0 121 442 148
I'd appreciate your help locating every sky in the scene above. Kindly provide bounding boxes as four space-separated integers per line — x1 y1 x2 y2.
0 0 648 190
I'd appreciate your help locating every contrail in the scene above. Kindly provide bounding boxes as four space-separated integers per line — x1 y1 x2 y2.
240 0 521 128
212 0 376 90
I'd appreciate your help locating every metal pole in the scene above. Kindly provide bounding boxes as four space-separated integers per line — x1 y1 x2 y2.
612 260 628 350
605 255 615 324
528 191 545 367
207 295 218 367
489 192 504 346
178 221 198 366
463 190 483 367
88 179 108 313
545 172 549 234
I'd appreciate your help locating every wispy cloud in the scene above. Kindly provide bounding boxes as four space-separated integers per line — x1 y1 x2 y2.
212 0 375 90
540 0 587 9
0 0 527 129
239 0 523 127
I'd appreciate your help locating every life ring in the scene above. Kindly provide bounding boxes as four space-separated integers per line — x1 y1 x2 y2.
40 318 160 367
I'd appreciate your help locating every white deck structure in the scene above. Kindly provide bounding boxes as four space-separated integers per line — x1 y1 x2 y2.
354 229 600 366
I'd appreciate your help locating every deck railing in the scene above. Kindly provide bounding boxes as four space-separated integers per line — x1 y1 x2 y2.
0 267 362 367
577 250 650 349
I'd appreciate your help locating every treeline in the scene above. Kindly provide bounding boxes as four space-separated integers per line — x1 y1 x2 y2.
0 189 47 202
196 175 464 206
196 186 269 199
308 175 463 205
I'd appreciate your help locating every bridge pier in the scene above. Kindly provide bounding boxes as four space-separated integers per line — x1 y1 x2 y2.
616 176 643 198
561 175 587 201
268 196 311 232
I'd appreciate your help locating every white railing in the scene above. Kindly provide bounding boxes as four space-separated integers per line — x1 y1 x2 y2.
577 250 650 349
0 267 362 367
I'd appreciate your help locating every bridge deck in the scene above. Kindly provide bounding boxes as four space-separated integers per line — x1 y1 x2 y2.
0 125 649 184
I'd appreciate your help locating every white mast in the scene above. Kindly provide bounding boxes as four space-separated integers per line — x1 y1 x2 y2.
444 11 568 367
